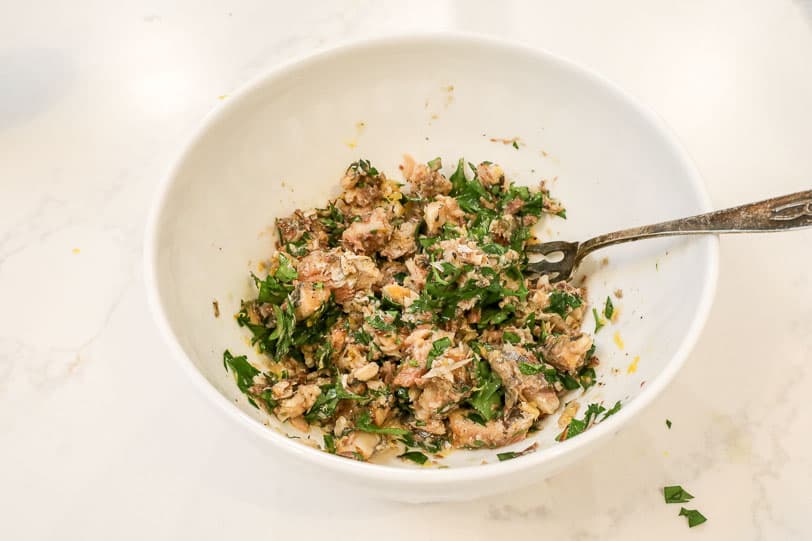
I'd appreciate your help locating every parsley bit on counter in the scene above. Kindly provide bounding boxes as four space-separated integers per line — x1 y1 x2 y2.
663 485 694 503
678 507 707 528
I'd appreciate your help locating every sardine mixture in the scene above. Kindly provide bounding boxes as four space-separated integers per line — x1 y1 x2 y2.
223 157 600 462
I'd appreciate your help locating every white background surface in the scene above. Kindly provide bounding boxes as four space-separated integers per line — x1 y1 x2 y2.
1 1 811 539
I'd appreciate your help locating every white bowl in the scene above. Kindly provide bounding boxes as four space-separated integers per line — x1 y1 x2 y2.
145 34 718 502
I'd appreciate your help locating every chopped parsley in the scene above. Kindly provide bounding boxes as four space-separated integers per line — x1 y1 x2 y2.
518 362 545 375
266 301 296 360
663 485 694 504
367 314 396 332
602 400 622 420
222 350 276 410
604 296 614 319
666 419 672 429
593 307 605 333
557 401 621 441
304 381 369 423
399 451 429 465
347 158 379 178
323 434 336 454
545 290 583 318
678 508 707 528
496 443 537 461
502 331 521 344
355 410 410 436
467 357 503 421
426 336 452 369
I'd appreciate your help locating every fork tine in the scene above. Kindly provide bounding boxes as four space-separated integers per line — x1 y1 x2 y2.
525 260 572 282
525 241 576 255
524 240 580 282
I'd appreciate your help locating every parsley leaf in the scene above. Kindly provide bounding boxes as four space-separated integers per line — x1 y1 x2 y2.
666 419 672 429
253 272 293 305
304 381 369 423
544 290 583 317
426 337 452 369
556 403 606 441
496 443 537 461
449 157 468 194
560 373 581 390
604 296 614 319
222 350 276 410
678 508 707 528
578 366 597 390
235 302 272 352
355 410 410 436
275 253 298 282
467 412 487 425
502 331 520 344
367 314 395 332
323 434 336 454
601 400 621 420
518 362 545 375
399 451 429 465
663 485 694 504
223 350 258 395
266 301 296 360
348 159 379 178
427 157 442 171
593 307 605 333
512 140 519 149
467 357 503 421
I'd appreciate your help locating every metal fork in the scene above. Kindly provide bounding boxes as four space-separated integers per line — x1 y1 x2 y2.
526 189 812 281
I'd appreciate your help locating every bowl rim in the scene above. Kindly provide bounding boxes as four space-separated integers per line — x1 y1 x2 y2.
144 31 719 486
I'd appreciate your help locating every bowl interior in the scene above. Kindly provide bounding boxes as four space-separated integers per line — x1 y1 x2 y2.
148 36 715 471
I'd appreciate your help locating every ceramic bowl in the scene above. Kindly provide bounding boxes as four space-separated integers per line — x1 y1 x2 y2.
145 34 718 502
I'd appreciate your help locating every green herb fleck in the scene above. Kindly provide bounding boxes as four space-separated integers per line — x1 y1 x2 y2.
275 253 298 282
678 508 707 528
545 290 582 317
222 350 276 410
323 434 336 454
367 314 395 332
666 419 672 429
304 381 369 424
664 485 694 504
556 403 607 441
518 362 545 375
601 400 621 420
266 301 296 360
426 337 452 369
467 357 503 421
399 451 429 465
593 307 605 333
355 410 410 436
604 296 614 319
496 443 537 461
502 331 521 344
467 412 487 425
512 140 519 150
223 350 258 395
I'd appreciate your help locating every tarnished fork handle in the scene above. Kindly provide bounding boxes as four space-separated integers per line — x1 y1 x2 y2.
526 189 812 281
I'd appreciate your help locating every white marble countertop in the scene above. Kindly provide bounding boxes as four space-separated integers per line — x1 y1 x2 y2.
2 1 810 539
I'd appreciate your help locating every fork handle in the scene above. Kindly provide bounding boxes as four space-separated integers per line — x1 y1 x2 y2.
577 189 812 263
